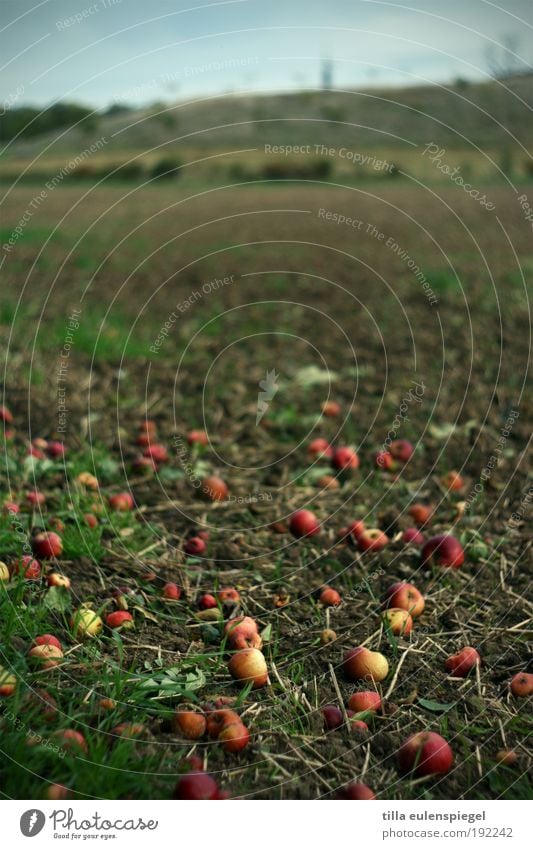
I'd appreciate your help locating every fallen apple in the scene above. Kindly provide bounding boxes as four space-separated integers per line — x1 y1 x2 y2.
224 616 262 650
343 647 389 682
201 476 228 501
28 644 64 669
218 721 250 753
347 691 381 713
319 586 341 607
357 528 389 553
390 439 414 462
331 446 359 470
510 672 533 697
184 536 206 556
0 665 16 696
322 704 344 730
445 646 480 677
337 782 376 799
11 555 41 580
289 509 320 538
173 709 207 740
108 492 134 511
422 534 465 569
402 527 425 546
34 634 62 650
307 438 333 459
382 582 425 618
408 503 433 526
105 611 134 630
382 607 414 636
47 572 71 588
397 731 453 777
71 607 103 639
162 582 181 601
228 648 268 689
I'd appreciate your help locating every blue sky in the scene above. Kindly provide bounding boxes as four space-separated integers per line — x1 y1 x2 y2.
1 0 532 109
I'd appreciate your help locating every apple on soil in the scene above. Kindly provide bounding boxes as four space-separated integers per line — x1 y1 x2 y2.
382 607 414 636
228 648 268 689
343 647 389 682
421 534 465 569
445 646 480 677
397 731 453 777
382 582 425 617
289 509 320 538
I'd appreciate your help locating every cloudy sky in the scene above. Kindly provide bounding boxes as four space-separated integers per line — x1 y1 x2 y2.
1 0 532 109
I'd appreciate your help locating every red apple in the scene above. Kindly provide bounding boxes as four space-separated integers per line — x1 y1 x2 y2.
397 731 453 777
198 593 217 609
218 722 250 753
26 490 45 507
445 646 480 677
11 555 41 580
337 782 376 799
322 704 343 730
84 513 99 528
143 443 168 464
218 587 240 604
108 492 134 511
132 456 157 473
408 503 433 526
106 611 134 630
403 527 425 546
228 648 268 689
3 501 20 514
53 729 88 754
382 582 425 618
28 644 64 669
442 470 465 491
382 607 414 636
510 672 533 697
34 634 62 650
357 528 389 552
375 451 396 470
184 536 206 556
32 531 63 559
46 784 69 800
319 586 341 607
390 439 414 462
0 405 13 423
344 647 389 682
289 509 320 538
347 714 369 733
225 616 262 650
201 476 228 501
307 438 333 459
174 773 222 800
322 400 341 417
173 710 207 740
47 440 66 459
162 582 181 601
332 446 359 470
422 534 464 569
347 691 381 713
187 430 209 446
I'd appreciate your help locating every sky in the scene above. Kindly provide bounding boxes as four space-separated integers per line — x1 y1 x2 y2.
1 0 532 110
